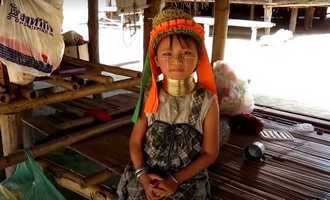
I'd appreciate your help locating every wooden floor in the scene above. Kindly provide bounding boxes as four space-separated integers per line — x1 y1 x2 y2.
24 93 330 200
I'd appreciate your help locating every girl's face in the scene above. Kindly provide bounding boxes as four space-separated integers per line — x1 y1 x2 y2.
155 35 199 80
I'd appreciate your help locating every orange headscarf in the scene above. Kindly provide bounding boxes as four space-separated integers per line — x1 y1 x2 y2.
132 9 217 122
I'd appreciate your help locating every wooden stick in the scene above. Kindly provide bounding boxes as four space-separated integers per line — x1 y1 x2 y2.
63 56 141 78
0 115 132 170
77 73 114 85
81 169 112 188
0 77 140 114
47 76 80 91
0 113 22 176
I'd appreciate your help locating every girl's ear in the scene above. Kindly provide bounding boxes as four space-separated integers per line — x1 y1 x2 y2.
154 56 160 67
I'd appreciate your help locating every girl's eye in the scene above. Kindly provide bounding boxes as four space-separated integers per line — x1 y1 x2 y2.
183 51 193 55
162 52 172 57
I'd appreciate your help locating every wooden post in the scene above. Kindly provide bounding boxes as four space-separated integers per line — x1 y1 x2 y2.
250 5 255 20
88 0 99 64
143 0 162 61
88 0 102 100
289 7 299 32
0 114 22 176
264 6 273 35
211 0 230 62
304 7 315 30
319 7 327 21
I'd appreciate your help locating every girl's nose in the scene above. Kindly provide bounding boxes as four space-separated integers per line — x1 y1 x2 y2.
170 54 184 64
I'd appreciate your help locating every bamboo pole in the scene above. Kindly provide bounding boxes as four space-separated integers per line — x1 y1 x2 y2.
0 93 12 104
77 73 114 85
211 0 230 62
0 115 132 170
88 0 99 64
47 76 80 91
81 170 112 188
0 113 22 176
39 160 116 200
0 77 140 114
63 56 141 78
20 88 39 100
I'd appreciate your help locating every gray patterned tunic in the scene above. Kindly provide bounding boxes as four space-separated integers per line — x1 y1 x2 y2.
117 85 216 200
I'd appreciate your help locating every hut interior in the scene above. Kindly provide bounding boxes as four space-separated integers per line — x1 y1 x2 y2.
0 0 329 199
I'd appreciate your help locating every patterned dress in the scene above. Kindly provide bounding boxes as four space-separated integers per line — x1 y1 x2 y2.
117 85 216 200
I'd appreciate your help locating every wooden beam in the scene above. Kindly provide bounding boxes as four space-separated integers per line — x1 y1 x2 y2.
289 7 299 32
88 0 99 63
143 0 162 60
0 78 140 114
0 113 22 176
211 0 230 62
0 115 132 170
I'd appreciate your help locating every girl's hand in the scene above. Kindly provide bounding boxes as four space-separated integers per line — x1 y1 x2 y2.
139 173 167 200
156 177 179 197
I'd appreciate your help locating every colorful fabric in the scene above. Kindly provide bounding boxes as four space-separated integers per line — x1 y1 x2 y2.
118 86 212 199
131 8 217 123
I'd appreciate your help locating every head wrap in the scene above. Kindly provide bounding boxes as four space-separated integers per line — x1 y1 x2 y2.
132 8 217 123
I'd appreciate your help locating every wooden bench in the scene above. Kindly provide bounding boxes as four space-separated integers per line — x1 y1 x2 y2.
194 16 276 41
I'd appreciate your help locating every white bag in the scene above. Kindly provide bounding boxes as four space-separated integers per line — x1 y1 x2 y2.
214 60 255 116
0 0 64 85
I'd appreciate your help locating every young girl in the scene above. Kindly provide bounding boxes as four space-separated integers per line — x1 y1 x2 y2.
117 8 219 200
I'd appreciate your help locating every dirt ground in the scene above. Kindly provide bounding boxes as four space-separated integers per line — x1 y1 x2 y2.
63 9 330 120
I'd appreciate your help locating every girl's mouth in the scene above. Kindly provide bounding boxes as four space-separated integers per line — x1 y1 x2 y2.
169 68 184 72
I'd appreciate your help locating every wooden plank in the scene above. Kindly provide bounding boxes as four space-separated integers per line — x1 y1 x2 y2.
70 125 132 175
